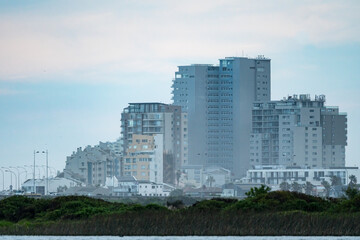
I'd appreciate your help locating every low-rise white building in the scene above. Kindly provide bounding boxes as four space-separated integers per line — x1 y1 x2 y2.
138 181 173 197
179 166 231 188
22 177 82 195
113 176 139 197
112 176 173 197
245 166 360 187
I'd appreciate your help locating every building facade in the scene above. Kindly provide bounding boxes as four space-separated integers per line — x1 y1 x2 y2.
113 176 174 197
22 177 82 195
250 94 347 168
172 56 271 177
64 142 120 186
121 103 187 184
245 166 359 187
123 134 163 184
179 166 231 188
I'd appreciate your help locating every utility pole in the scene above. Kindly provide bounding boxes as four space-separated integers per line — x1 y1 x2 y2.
46 150 49 195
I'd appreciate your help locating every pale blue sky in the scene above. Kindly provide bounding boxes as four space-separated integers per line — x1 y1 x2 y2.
0 1 360 188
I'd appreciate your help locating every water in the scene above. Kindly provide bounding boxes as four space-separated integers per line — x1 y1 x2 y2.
0 237 359 240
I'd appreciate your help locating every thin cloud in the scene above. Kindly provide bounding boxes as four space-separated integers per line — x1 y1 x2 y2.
0 88 26 95
0 1 359 82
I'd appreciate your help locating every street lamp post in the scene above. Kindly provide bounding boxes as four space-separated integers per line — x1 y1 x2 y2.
26 165 41 179
17 166 28 181
48 166 57 178
33 151 41 194
46 150 49 195
9 167 20 190
0 169 4 191
36 165 45 179
33 150 47 195
24 165 33 175
5 169 16 191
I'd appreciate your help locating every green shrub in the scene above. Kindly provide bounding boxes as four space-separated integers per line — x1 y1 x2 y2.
191 200 227 210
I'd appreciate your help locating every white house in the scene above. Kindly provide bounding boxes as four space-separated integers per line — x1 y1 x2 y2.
22 177 82 195
138 181 172 197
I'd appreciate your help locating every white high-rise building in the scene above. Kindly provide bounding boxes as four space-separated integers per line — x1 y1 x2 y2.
250 94 347 168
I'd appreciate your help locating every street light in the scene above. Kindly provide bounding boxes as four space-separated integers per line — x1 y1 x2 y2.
24 165 34 176
39 151 49 195
9 167 20 190
33 150 48 195
33 151 44 194
25 165 41 179
48 166 57 177
15 166 28 191
2 167 17 190
4 169 16 191
0 169 4 191
17 166 28 181
46 150 49 195
36 165 45 179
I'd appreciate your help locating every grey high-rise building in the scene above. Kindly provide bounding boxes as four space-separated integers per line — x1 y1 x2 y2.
172 56 271 177
250 94 347 168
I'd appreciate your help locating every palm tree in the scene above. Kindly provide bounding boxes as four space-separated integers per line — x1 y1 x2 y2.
280 182 291 191
206 176 215 187
330 175 342 186
349 175 357 187
176 170 182 187
304 181 314 195
291 182 302 193
321 180 331 197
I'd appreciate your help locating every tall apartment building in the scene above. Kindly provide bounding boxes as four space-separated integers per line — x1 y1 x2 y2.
64 142 120 186
120 102 187 184
105 138 123 157
250 94 347 168
123 134 163 183
172 56 271 177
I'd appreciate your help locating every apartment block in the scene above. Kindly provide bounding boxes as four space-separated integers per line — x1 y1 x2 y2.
64 142 120 186
121 103 187 184
123 134 163 184
172 56 271 177
250 94 347 168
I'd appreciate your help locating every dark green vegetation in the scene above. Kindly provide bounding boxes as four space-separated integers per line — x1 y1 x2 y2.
1 186 360 235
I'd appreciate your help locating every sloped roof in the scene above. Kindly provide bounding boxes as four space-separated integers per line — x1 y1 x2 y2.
183 187 222 193
118 175 137 182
